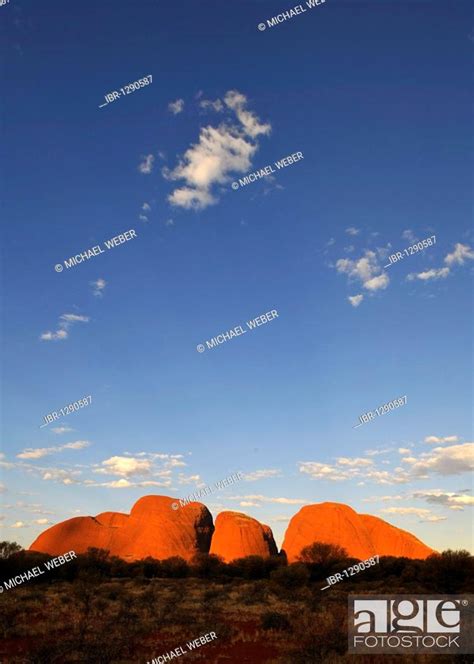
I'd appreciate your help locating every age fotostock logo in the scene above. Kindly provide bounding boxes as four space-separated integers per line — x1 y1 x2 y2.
348 595 474 654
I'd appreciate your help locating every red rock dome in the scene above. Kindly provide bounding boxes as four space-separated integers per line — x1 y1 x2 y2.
282 502 435 562
29 495 213 562
209 511 277 562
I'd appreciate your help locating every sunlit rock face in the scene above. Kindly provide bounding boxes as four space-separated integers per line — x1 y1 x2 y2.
30 495 214 562
209 511 278 563
29 497 434 563
281 502 435 562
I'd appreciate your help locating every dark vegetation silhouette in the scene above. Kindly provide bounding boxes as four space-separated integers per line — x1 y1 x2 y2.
0 541 472 663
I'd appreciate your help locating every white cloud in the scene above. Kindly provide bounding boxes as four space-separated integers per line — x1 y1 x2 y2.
404 443 474 477
11 521 28 528
42 469 81 485
412 489 474 510
345 227 360 236
407 267 450 281
165 218 174 226
398 448 411 455
97 456 152 477
90 278 106 297
138 154 154 174
402 229 416 243
363 273 389 291
139 214 149 222
424 435 459 444
168 98 184 115
229 494 308 505
199 98 224 112
336 250 390 296
336 457 373 467
242 469 281 481
348 294 363 307
165 90 270 210
444 242 474 266
177 473 203 485
420 515 447 522
224 90 271 138
40 313 89 342
40 329 68 342
240 501 260 507
51 426 73 435
142 202 151 212
17 441 90 459
380 507 431 517
34 518 51 525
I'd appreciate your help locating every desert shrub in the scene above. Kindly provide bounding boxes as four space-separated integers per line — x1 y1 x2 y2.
270 562 310 588
0 541 23 559
190 552 226 578
421 549 474 593
261 611 291 631
159 556 189 577
285 602 346 663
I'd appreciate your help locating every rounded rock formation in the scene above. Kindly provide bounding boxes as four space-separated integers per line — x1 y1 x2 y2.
30 495 214 562
282 502 435 562
209 511 277 562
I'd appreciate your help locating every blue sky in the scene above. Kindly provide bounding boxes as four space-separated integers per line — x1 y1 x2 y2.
1 0 473 552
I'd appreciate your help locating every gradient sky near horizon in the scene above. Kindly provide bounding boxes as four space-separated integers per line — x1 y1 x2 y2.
1 0 473 553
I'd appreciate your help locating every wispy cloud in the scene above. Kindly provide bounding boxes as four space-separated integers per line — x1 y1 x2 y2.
407 242 474 282
51 426 74 435
90 278 106 297
336 250 389 302
407 267 450 282
199 98 224 112
40 313 89 342
168 98 184 115
345 227 360 236
138 154 154 174
444 242 474 266
424 435 459 444
17 441 90 459
242 469 281 481
348 294 363 308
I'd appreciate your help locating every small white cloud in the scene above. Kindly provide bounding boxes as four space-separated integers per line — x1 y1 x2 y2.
11 521 29 528
34 518 51 525
444 243 474 266
224 90 271 138
17 441 90 459
98 455 152 477
165 218 174 226
380 507 431 517
336 250 390 296
138 154 154 174
348 294 363 307
199 98 224 112
142 202 151 212
90 278 106 297
402 229 416 243
424 435 459 444
41 313 89 342
345 227 360 236
407 267 450 281
139 214 149 223
242 469 281 481
168 98 184 115
51 426 73 435
364 273 389 291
